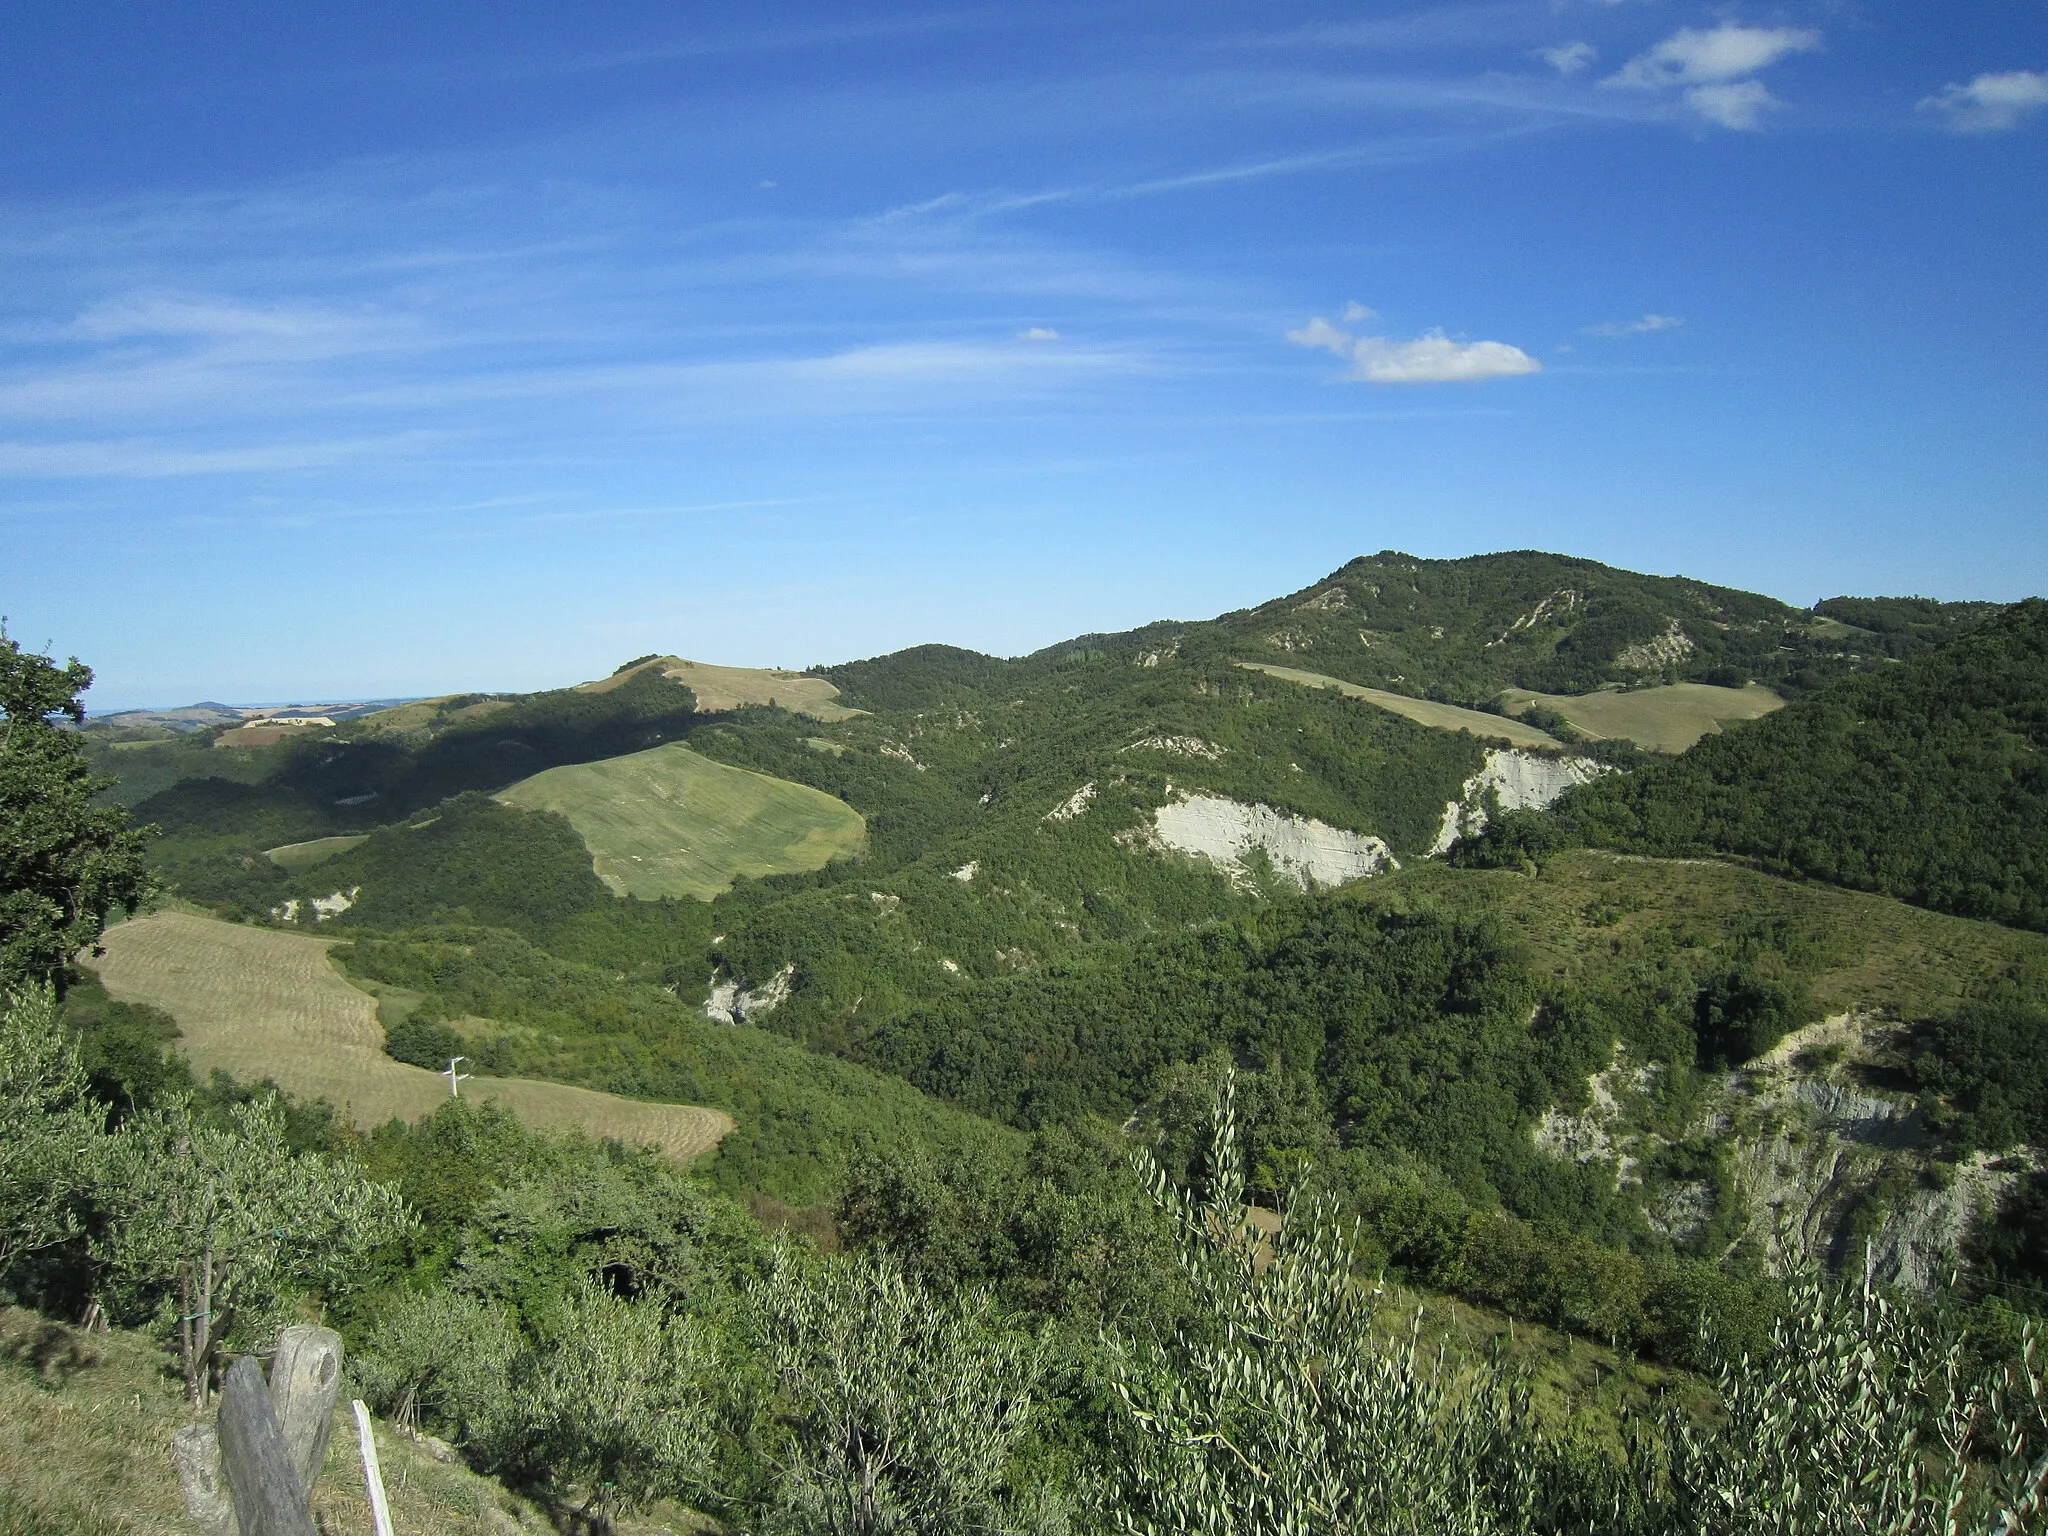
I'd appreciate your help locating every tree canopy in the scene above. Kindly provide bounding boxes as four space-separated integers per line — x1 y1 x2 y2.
0 636 153 989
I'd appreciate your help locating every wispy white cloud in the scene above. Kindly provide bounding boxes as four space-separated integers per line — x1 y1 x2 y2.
1538 42 1597 76
1287 313 1540 384
1583 313 1683 337
1020 327 1061 341
0 433 437 479
1603 25 1821 129
1919 70 2048 133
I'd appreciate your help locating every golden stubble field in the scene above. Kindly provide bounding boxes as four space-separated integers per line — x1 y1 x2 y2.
586 655 865 722
90 911 734 1164
1501 682 1785 754
1236 662 1565 749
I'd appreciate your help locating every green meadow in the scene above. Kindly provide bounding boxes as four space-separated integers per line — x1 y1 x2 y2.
497 740 866 900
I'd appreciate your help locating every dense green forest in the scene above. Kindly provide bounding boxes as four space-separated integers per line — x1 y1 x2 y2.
821 550 1991 711
1558 599 2048 931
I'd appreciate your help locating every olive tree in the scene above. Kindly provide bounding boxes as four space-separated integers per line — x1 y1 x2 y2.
94 1094 413 1404
0 983 106 1283
510 1279 718 1531
754 1246 1061 1536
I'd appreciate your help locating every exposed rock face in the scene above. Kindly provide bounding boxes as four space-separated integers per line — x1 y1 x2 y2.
1530 1011 2026 1294
269 888 359 924
702 963 795 1024
1617 619 1696 671
1143 793 1396 891
1120 734 1227 760
1043 783 1097 822
1431 749 1609 854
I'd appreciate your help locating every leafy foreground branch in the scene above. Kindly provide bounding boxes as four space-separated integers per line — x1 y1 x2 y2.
1106 1075 2048 1536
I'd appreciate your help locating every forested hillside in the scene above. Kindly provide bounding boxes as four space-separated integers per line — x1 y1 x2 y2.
1559 599 2048 931
823 550 1985 713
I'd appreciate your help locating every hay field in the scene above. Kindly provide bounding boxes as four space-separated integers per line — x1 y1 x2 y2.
1238 662 1562 749
588 656 864 721
91 912 733 1163
1500 682 1784 753
264 833 368 872
497 741 866 900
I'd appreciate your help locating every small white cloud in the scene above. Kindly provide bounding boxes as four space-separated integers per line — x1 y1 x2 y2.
1287 316 1540 385
1539 42 1597 75
1020 326 1061 341
1604 24 1819 128
1684 80 1776 130
1341 301 1378 323
1583 313 1684 338
1606 25 1821 89
1919 70 2048 133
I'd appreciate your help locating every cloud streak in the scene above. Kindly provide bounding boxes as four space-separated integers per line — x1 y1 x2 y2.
1583 313 1683 338
1287 313 1540 384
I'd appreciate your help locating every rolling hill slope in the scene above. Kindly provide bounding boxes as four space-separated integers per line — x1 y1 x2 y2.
496 741 867 900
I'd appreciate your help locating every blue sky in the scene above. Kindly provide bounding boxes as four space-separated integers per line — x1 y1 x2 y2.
2 1 2043 709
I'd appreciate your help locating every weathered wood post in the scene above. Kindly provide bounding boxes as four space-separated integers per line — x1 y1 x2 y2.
267 1325 343 1497
170 1422 235 1536
177 1328 344 1535
215 1355 318 1536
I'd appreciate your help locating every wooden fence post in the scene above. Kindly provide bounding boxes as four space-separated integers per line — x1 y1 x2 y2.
267 1325 343 1499
170 1422 235 1536
214 1356 318 1536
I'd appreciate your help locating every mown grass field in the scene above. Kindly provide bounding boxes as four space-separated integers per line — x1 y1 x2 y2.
264 834 369 872
589 656 864 721
496 741 866 900
1237 662 1563 749
91 912 734 1163
1500 682 1784 754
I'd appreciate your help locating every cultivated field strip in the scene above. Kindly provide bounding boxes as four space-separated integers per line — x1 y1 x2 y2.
91 911 734 1163
1237 662 1564 749
1500 681 1785 754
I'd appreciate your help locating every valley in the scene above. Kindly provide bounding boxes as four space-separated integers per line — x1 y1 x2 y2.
17 547 2047 1535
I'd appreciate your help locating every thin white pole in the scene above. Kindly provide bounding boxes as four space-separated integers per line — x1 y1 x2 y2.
353 1399 396 1536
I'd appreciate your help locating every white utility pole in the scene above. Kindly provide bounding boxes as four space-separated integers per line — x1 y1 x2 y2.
443 1056 472 1098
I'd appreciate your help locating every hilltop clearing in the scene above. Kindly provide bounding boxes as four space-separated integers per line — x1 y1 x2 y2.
498 742 866 900
1501 681 1784 753
591 655 863 721
264 832 368 871
1239 661 1563 747
91 910 735 1163
1558 599 2048 931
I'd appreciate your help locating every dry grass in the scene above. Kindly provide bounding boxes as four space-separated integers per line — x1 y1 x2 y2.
0 1309 715 1536
497 742 866 901
1500 682 1784 754
91 912 734 1164
1237 662 1563 749
585 656 863 722
264 834 369 873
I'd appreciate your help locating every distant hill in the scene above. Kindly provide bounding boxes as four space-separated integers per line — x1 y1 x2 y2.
592 656 864 721
1559 599 2048 931
828 552 1996 717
